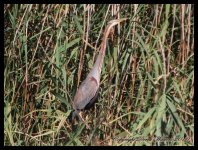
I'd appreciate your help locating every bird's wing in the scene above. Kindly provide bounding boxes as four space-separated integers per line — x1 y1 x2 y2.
73 76 99 110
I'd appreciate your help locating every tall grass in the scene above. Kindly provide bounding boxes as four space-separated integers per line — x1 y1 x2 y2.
4 4 194 146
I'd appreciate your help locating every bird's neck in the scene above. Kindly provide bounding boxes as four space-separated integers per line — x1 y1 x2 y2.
89 32 109 82
88 24 113 82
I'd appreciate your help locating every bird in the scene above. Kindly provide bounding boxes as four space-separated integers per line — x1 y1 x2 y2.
71 18 127 127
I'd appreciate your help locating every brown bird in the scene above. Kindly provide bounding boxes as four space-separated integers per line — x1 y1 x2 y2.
71 18 127 126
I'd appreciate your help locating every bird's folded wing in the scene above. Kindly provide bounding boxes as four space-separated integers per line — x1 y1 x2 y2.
73 76 98 110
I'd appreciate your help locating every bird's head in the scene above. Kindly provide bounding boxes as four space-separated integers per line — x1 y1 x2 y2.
108 18 128 25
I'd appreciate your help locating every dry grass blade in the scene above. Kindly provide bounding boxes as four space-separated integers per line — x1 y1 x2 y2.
4 4 194 146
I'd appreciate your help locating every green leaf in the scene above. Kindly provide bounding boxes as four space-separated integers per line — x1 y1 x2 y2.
65 38 81 51
122 52 129 73
136 107 156 130
72 13 83 34
167 99 187 134
51 92 67 105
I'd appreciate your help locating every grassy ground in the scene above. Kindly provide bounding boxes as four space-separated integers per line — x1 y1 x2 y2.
4 4 194 146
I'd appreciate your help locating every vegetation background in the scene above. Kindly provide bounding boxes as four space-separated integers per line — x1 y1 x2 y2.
4 4 194 146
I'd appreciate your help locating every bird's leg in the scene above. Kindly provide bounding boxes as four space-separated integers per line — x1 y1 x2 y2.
79 111 90 129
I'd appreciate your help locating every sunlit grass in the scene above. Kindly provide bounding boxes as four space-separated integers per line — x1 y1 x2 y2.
4 4 194 146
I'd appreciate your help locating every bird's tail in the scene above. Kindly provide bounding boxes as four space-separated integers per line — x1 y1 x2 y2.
67 110 80 123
